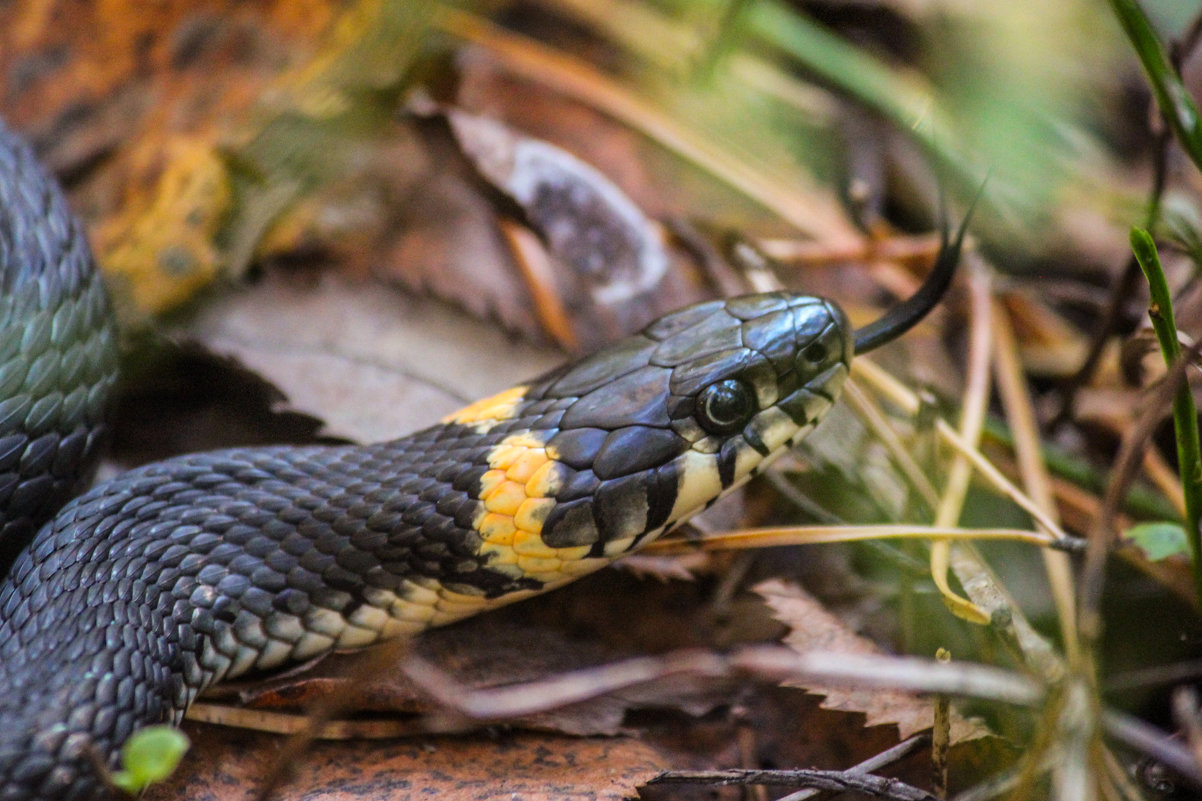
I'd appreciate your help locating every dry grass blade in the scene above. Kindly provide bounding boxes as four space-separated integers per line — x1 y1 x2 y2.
842 380 941 510
401 645 1045 721
928 258 994 625
185 704 417 740
845 261 1067 681
991 296 1080 658
642 524 1073 554
853 358 1071 543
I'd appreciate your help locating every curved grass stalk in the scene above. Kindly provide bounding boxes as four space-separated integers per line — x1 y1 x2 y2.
1130 228 1202 605
927 260 994 625
642 524 1074 555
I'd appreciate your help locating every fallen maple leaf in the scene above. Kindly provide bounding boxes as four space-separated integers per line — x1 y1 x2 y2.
756 578 990 742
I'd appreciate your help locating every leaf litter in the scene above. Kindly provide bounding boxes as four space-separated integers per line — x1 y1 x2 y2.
7 0 1202 799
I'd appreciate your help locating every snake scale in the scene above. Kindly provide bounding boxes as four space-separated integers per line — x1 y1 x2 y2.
0 118 964 800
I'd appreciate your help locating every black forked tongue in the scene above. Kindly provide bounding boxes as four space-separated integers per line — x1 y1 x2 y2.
852 189 982 355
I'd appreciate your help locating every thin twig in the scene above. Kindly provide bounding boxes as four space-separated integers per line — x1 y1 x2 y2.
647 767 936 800
774 735 931 801
1102 708 1202 790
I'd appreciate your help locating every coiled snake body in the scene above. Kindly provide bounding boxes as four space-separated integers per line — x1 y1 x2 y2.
0 120 963 800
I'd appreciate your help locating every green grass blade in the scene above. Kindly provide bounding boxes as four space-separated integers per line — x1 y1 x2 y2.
1130 227 1202 605
1109 0 1202 172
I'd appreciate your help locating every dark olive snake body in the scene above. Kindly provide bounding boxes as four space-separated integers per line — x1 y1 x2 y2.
0 118 963 800
0 122 118 575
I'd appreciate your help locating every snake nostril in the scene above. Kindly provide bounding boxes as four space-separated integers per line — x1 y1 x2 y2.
802 342 828 364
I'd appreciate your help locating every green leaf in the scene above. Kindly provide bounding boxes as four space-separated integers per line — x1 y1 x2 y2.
1125 522 1191 561
109 726 190 795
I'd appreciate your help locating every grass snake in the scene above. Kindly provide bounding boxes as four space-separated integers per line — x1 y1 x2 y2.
0 118 966 800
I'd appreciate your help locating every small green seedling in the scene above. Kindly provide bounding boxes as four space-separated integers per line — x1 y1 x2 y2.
109 725 190 795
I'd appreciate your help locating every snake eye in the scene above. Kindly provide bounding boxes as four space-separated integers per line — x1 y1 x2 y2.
696 379 757 434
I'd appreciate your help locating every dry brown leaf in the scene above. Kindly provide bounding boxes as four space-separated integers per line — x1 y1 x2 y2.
445 107 693 345
756 579 990 742
394 106 711 351
106 344 327 470
180 272 562 443
143 724 667 801
6 1 739 349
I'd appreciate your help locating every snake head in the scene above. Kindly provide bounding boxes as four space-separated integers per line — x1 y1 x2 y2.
509 292 852 558
450 215 967 587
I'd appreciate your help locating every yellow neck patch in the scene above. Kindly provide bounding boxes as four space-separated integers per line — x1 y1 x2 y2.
472 431 611 586
441 385 528 431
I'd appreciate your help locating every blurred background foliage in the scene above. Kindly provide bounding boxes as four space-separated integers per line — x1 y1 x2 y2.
8 0 1202 797
486 0 1132 250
